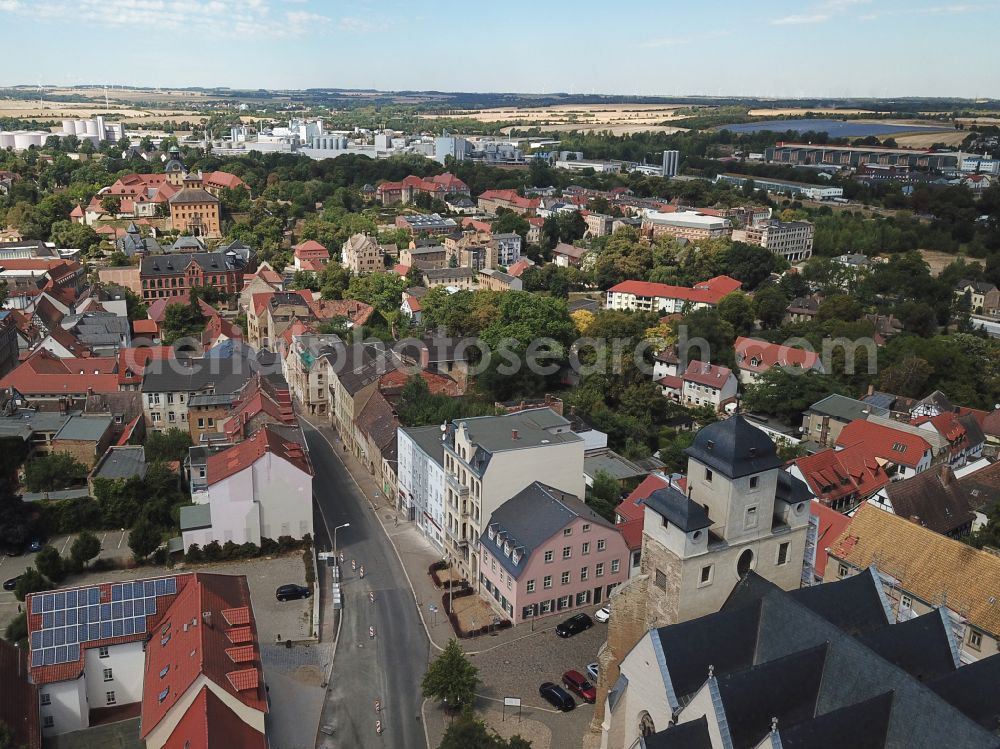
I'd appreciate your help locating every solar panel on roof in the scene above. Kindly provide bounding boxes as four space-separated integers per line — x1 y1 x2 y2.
145 581 155 597
42 613 53 629
54 610 64 627
113 620 124 637
42 630 53 648
54 628 65 646
165 577 177 594
42 649 55 666
66 627 77 644
66 608 77 626
89 588 100 604
31 632 41 649
67 644 80 662
54 592 65 609
134 617 146 633
54 645 67 663
89 624 100 641
66 590 77 607
89 605 99 621
112 585 121 601
123 601 133 617
124 619 134 636
155 579 166 596
31 596 40 614
31 650 42 667
100 604 111 621
77 624 87 642
101 622 112 639
112 603 122 619
42 594 54 612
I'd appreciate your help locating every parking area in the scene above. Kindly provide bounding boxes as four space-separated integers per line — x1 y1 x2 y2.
467 611 608 746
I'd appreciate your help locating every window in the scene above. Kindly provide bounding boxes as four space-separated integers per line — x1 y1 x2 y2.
103 668 113 682
777 542 790 566
43 717 54 729
582 523 591 533
197 418 205 428
700 565 713 586
749 476 759 489
970 629 983 650
160 665 170 679
544 550 553 563
611 559 620 574
575 591 589 606
526 579 535 593
580 566 589 581
207 418 215 428
543 575 552 589
106 691 117 706
168 412 175 422
563 528 572 536
597 539 606 552
705 468 713 482
540 600 552 614
98 646 109 659
596 562 605 578
900 594 913 610
654 568 666 590
582 542 591 555
561 571 571 585
40 693 51 706
838 563 849 578
158 687 170 703
562 546 572 559
744 506 758 530
507 578 512 590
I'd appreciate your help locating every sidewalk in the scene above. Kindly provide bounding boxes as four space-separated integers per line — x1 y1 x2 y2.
302 415 560 655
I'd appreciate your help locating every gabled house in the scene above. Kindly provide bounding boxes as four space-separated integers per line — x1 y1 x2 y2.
914 410 985 468
836 419 933 481
867 463 976 538
679 360 738 412
733 336 822 385
183 426 313 548
788 441 889 512
827 503 1000 664
292 240 330 272
479 481 628 624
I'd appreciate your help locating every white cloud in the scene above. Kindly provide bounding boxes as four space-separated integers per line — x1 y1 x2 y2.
0 0 329 37
337 15 394 32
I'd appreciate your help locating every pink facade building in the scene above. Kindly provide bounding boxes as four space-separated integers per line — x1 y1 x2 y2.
479 482 629 625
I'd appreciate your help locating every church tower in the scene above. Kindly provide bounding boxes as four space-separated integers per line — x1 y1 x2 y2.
593 415 812 733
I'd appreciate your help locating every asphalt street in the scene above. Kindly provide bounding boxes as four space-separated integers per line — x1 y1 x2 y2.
304 422 429 749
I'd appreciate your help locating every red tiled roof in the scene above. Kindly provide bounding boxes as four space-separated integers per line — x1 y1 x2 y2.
161 686 265 749
402 293 422 312
461 218 493 233
225 645 256 663
69 204 84 218
608 275 742 306
835 420 931 469
792 444 888 506
656 374 683 390
0 350 119 395
734 336 820 373
222 607 251 626
682 360 735 388
478 189 539 210
203 171 247 191
294 240 330 259
392 263 411 276
206 426 312 486
118 346 174 385
226 627 253 644
378 368 460 397
506 260 531 278
308 298 374 327
140 573 267 739
553 242 587 259
615 473 669 524
617 518 644 552
809 500 852 578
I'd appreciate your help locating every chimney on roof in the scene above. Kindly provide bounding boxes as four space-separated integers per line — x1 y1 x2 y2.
909 515 922 526
511 429 519 441
202 611 212 628
867 383 875 396
941 468 951 487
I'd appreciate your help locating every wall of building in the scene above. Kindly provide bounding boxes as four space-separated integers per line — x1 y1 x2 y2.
83 640 145 712
39 675 87 737
600 633 673 749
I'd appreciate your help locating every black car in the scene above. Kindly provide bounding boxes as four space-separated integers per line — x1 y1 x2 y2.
3 575 22 592
539 682 575 711
275 584 311 602
555 613 593 638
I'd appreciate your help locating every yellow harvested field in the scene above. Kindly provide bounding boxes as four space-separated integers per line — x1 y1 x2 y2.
748 108 875 116
919 249 959 277
500 123 687 135
891 131 968 148
422 102 693 127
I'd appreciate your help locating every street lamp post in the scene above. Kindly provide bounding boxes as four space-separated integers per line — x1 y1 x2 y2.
333 523 350 556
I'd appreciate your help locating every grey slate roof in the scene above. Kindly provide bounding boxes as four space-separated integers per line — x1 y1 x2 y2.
583 449 646 482
167 187 218 205
642 716 713 749
808 393 887 422
858 607 959 682
53 415 113 442
0 409 72 440
179 503 211 531
684 414 783 480
141 352 257 395
928 652 1000 731
883 464 975 536
770 691 894 749
400 425 446 468
453 407 579 454
91 446 147 481
481 481 614 580
644 485 712 533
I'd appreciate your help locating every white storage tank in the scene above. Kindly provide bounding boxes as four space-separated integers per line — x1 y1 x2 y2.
62 119 75 135
13 132 34 150
0 132 15 148
84 119 99 137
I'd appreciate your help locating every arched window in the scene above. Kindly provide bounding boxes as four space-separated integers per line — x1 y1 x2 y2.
737 549 754 577
638 711 655 737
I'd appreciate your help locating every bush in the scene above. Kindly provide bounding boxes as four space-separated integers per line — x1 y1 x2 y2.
202 541 223 562
35 545 66 583
14 568 52 602
303 548 315 586
277 535 296 552
128 519 161 561
260 537 278 555
25 453 88 492
4 612 27 645
185 544 203 563
221 541 240 560
70 531 101 568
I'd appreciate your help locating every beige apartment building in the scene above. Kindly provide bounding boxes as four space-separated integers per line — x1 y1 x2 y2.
341 233 384 274
441 408 586 589
732 219 814 263
168 188 221 238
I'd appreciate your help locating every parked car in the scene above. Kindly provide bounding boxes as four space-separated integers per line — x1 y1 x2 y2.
555 613 593 638
275 584 311 602
3 575 22 592
28 539 43 553
586 662 599 682
595 605 611 623
562 670 596 703
539 681 575 711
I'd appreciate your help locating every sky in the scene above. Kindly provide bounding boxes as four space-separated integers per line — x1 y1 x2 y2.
0 0 998 99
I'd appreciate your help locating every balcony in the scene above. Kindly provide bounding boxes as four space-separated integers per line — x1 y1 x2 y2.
446 472 469 496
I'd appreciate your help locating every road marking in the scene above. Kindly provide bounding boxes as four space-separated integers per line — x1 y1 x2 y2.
60 536 71 554
117 531 125 549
